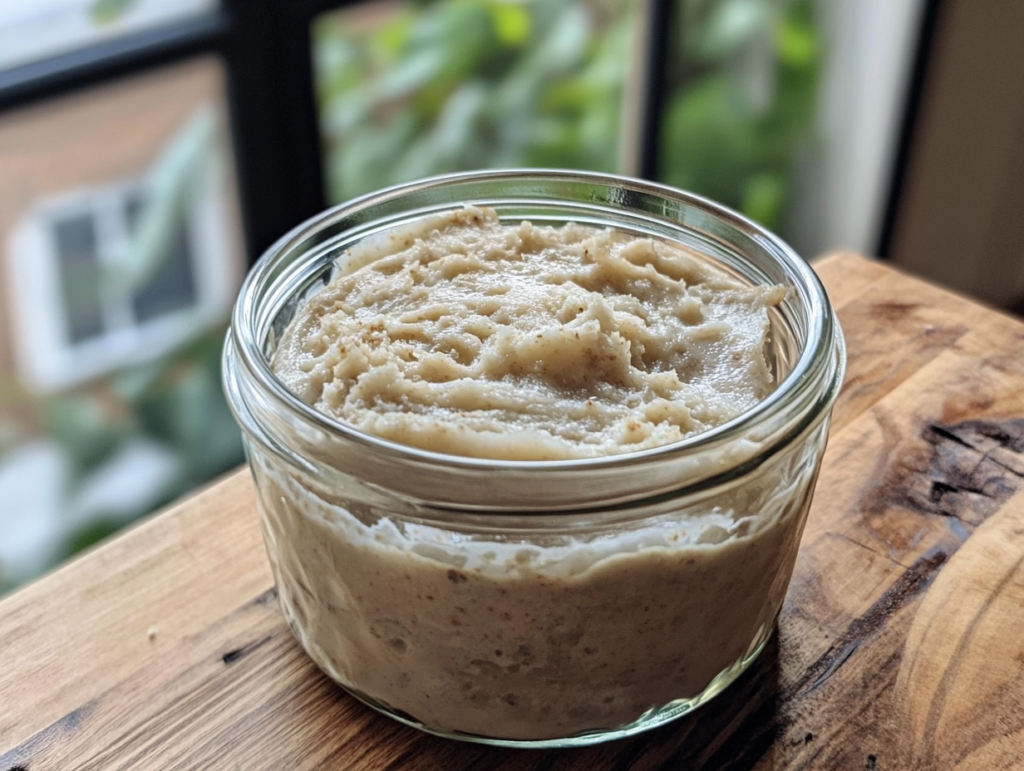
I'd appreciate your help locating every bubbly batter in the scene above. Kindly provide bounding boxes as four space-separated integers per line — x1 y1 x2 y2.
272 206 784 459
259 204 806 741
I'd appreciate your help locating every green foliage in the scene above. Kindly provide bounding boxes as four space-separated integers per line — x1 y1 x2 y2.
60 518 125 561
41 395 130 481
314 0 820 233
659 0 821 230
130 331 243 488
26 324 243 525
89 0 139 25
313 0 633 203
0 323 242 591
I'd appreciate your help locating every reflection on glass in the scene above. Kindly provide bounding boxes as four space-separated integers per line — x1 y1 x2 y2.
312 0 638 204
657 0 821 235
0 0 218 72
0 57 245 593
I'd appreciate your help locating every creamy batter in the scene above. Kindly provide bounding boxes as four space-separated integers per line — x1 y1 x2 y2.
253 449 819 739
260 205 808 741
272 206 785 459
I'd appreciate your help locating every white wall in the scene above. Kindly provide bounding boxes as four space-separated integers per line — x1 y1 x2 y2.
788 0 926 259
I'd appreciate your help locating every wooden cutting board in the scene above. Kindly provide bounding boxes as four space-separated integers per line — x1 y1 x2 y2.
2 253 1024 770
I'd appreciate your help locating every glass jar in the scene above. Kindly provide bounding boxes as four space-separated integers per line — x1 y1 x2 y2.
222 170 845 747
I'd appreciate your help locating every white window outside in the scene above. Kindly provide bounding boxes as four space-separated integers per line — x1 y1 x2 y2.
8 171 237 393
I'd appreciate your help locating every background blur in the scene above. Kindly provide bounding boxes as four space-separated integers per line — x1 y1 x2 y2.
0 0 1021 593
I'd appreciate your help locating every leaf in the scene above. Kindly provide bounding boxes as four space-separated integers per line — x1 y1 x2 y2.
741 172 787 228
694 0 773 62
89 0 138 25
134 360 242 484
375 48 447 100
60 518 124 559
375 14 413 58
408 1 495 82
331 112 419 200
487 1 531 47
112 357 169 402
527 3 590 75
322 91 370 138
312 28 362 97
659 74 761 205
432 81 488 158
777 10 817 67
104 107 217 297
41 395 127 479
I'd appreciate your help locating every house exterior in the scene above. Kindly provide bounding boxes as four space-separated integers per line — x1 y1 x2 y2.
0 56 246 588
0 55 245 430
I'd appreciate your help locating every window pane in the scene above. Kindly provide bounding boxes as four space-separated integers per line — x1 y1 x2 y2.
656 0 821 239
0 0 218 72
654 0 924 266
129 206 198 323
312 0 638 204
54 212 105 344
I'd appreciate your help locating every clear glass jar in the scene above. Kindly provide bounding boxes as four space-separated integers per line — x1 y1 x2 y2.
222 170 845 747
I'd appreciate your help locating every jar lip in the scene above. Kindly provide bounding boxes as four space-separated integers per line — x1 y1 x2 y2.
230 169 839 473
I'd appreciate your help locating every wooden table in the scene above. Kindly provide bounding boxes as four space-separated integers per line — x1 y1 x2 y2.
4 254 1024 770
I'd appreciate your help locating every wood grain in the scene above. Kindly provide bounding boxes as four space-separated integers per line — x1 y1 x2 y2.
896 488 1024 770
3 253 1024 770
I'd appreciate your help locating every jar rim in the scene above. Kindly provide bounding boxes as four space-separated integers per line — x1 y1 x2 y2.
228 169 842 481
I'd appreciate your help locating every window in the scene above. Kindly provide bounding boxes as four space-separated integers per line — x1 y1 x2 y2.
9 167 235 393
54 209 105 344
0 55 246 591
6 96 237 393
125 190 199 323
0 0 218 73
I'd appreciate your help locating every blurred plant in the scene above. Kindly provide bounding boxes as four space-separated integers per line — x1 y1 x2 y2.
48 101 240 507
108 107 219 297
313 0 634 203
41 328 242 497
314 0 819 232
0 322 242 594
90 0 140 25
659 0 820 231
0 326 242 569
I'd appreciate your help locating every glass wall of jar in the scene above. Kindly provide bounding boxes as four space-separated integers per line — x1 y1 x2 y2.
223 170 845 747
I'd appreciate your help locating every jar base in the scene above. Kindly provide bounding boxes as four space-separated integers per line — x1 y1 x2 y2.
292 612 774 749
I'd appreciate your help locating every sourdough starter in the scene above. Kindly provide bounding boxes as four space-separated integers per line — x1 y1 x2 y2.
261 205 803 740
271 206 785 459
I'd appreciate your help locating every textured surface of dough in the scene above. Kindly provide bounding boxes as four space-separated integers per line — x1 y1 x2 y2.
272 206 784 459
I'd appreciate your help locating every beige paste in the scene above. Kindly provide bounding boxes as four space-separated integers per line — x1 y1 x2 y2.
271 205 785 459
260 205 807 741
